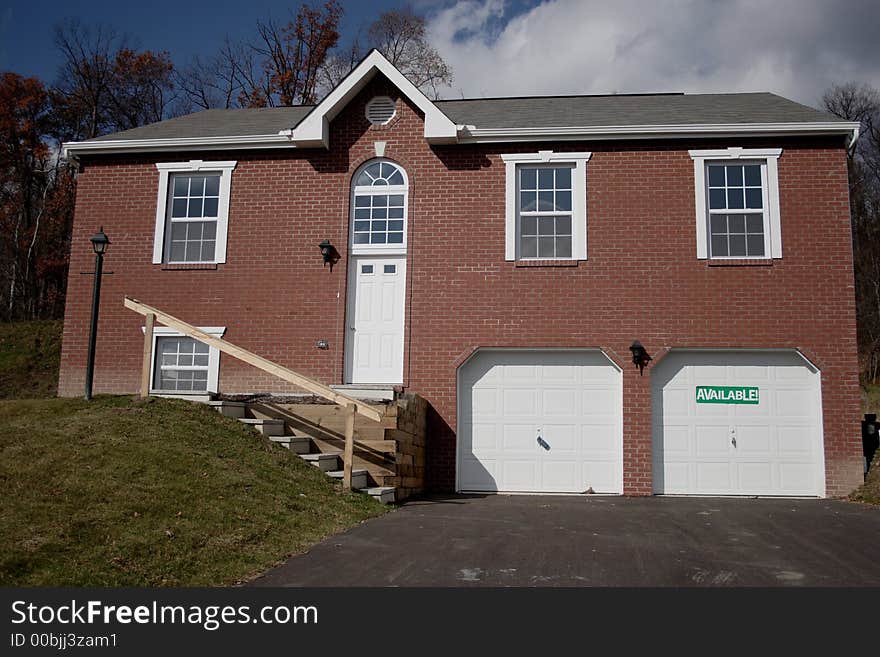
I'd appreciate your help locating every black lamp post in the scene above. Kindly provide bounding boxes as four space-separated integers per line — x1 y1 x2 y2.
84 227 110 400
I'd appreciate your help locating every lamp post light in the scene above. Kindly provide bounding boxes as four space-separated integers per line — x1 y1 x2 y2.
84 227 110 400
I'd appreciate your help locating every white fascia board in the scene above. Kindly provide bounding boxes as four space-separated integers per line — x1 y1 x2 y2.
289 50 458 148
459 121 861 144
62 134 294 158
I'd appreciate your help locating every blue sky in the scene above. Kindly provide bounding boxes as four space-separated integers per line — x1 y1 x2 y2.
2 0 878 105
0 0 423 82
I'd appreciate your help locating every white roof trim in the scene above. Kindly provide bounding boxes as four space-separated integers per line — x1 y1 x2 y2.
62 134 294 158
288 49 458 148
458 121 860 145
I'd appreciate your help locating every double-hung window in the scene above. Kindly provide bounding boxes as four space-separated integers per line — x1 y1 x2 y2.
153 160 236 264
689 148 782 259
501 151 590 261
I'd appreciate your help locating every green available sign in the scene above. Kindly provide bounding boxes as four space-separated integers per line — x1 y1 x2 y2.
695 386 759 405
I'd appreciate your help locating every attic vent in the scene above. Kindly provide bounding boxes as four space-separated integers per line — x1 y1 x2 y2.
366 96 396 125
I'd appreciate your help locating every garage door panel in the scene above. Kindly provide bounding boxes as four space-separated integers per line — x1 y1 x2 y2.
776 389 813 417
544 424 577 451
582 461 619 493
735 426 771 455
470 423 498 450
694 425 730 456
543 364 580 383
662 425 690 453
734 365 770 380
778 427 814 456
502 424 537 451
503 388 538 415
502 460 539 490
696 462 732 491
652 350 823 497
544 389 578 417
471 388 499 415
661 388 690 417
780 463 816 492
542 461 578 491
581 423 619 452
582 388 618 415
459 350 622 494
736 462 773 491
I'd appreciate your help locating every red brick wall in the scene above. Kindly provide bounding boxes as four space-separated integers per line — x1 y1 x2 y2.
58 74 863 496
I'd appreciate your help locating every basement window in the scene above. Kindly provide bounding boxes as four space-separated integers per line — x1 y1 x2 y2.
153 160 236 265
147 326 225 394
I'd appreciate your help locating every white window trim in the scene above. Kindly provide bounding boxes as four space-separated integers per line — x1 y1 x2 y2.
501 151 591 261
689 148 782 259
153 160 237 264
350 159 409 256
142 325 225 394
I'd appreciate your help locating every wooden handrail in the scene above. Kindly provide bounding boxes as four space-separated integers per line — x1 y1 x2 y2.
124 296 383 424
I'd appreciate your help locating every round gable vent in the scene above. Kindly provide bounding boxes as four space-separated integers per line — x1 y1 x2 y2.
365 96 397 125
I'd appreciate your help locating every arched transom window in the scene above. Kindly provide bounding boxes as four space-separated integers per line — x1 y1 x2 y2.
351 160 408 252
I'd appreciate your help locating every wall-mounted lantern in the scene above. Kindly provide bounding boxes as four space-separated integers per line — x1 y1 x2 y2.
318 239 339 270
629 340 652 375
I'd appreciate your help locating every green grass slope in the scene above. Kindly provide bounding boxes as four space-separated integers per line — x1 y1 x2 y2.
0 320 63 399
0 396 387 586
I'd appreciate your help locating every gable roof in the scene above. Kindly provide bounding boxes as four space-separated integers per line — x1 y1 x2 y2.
61 53 859 158
287 49 458 147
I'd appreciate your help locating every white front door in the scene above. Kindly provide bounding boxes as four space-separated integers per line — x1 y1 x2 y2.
652 350 825 497
345 256 406 384
457 350 623 494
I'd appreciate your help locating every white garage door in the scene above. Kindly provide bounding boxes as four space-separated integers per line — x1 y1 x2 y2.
652 350 824 497
457 350 622 493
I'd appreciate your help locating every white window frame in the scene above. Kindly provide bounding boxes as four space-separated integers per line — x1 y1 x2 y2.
501 151 591 261
689 148 782 259
350 159 408 256
153 160 237 264
143 326 225 394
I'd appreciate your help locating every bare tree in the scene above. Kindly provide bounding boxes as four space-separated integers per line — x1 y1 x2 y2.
823 82 880 381
366 7 452 99
52 19 176 140
243 1 343 107
175 38 253 112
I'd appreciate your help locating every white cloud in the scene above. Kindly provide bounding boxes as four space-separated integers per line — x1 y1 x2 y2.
427 0 880 106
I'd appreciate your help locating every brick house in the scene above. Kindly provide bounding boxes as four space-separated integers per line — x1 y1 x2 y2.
59 50 864 497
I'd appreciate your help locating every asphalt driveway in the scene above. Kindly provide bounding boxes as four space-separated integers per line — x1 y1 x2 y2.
250 495 880 587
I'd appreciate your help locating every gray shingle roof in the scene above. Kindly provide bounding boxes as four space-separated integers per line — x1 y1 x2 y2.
88 92 846 143
434 92 842 129
90 106 313 141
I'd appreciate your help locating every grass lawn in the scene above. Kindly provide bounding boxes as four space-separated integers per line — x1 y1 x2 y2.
0 395 388 586
0 320 63 399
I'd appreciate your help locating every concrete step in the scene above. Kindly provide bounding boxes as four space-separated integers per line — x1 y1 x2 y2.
327 469 368 489
329 385 396 402
205 400 247 418
362 486 396 504
300 452 341 472
238 418 285 437
269 435 312 454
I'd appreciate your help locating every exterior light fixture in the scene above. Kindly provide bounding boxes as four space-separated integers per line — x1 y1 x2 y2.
318 239 339 270
85 227 111 399
629 340 652 375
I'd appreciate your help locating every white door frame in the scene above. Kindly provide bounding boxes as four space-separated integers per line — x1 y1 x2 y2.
455 347 624 494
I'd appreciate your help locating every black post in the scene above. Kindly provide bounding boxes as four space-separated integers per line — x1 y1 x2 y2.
84 249 104 400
